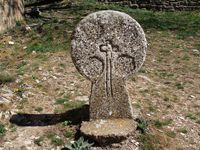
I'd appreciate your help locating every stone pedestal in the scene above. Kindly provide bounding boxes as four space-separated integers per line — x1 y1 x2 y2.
80 119 137 144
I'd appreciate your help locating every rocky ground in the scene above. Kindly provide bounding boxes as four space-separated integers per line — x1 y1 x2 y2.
0 0 200 150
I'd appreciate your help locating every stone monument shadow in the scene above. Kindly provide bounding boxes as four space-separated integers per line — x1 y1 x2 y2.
9 104 89 126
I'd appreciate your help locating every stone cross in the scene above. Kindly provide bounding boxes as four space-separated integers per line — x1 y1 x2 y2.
71 10 147 120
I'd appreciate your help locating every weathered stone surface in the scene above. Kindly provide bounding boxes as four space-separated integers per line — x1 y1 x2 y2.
71 10 147 120
80 119 137 144
98 0 200 11
0 85 13 104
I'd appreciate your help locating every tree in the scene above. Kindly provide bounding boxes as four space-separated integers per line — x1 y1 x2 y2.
0 0 24 33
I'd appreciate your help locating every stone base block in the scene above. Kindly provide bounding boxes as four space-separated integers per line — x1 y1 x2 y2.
80 119 137 144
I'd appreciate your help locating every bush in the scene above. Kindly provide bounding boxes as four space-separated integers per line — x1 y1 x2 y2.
0 123 6 137
66 137 93 150
0 73 15 84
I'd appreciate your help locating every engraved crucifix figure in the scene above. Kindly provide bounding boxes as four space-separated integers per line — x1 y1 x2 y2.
99 40 115 98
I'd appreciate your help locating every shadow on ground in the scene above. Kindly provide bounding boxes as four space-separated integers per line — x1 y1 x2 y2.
9 105 89 126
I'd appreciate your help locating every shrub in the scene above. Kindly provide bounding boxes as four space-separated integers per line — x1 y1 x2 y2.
0 123 6 137
66 137 93 150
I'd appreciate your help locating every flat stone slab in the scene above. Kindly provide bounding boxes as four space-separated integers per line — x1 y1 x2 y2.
80 119 137 144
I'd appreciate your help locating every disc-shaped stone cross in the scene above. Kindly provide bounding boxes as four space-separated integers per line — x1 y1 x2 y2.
71 10 147 120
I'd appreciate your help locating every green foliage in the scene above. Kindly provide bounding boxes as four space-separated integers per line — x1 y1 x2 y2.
64 130 74 138
196 43 200 51
136 118 148 134
0 123 6 137
185 113 199 120
34 137 44 146
22 0 200 54
47 133 64 146
0 62 9 71
55 98 68 105
153 119 173 128
25 20 70 53
66 137 93 150
163 97 170 102
0 72 15 84
26 42 64 53
186 114 196 120
63 101 85 110
62 120 72 126
175 83 184 90
9 124 17 132
177 128 187 134
16 21 22 27
75 0 200 39
35 107 43 112
196 120 200 124
15 83 25 98
17 61 27 69
51 137 64 146
138 133 156 150
166 131 176 138
54 97 85 113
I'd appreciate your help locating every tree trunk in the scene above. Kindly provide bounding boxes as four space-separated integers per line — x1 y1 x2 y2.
0 0 24 33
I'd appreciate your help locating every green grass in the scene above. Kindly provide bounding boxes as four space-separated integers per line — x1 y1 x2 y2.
1 0 200 54
17 61 27 69
15 87 25 98
166 131 176 138
177 128 187 134
26 42 66 53
64 130 74 138
196 120 200 124
47 133 64 146
185 112 200 122
54 98 68 105
24 19 71 53
148 106 157 112
54 101 85 113
0 62 9 71
138 133 157 150
76 0 200 39
175 83 184 90
153 119 173 128
54 96 85 113
185 113 197 120
156 70 174 78
136 118 148 134
163 97 170 102
21 0 200 53
9 124 17 132
34 107 43 112
196 43 200 51
66 137 93 150
0 123 6 137
54 100 85 113
63 101 85 110
34 137 44 146
0 72 15 84
62 120 72 126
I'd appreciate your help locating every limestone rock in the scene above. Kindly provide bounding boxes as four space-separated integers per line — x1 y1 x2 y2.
80 119 137 144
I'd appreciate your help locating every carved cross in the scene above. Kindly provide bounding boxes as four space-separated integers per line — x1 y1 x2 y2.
100 41 114 98
71 10 147 119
